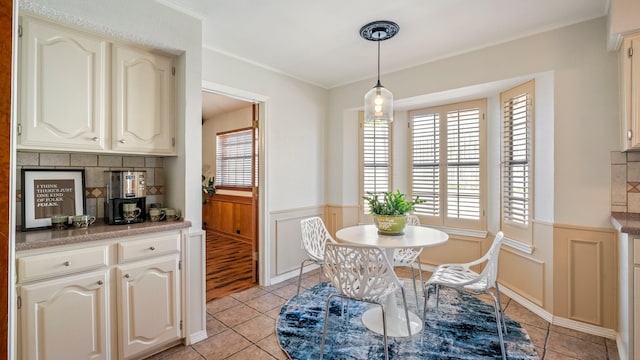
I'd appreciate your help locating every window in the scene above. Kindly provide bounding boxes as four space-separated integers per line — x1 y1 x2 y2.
359 112 391 217
501 80 534 243
216 127 254 188
409 99 486 230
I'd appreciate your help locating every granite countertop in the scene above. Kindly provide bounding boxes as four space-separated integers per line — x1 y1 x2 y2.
610 212 640 235
16 219 192 252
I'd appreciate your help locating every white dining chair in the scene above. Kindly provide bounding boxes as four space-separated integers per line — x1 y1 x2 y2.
393 214 424 310
320 242 411 360
423 231 507 360
296 216 337 295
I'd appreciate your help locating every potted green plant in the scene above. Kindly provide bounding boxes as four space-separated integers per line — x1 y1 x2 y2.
363 190 423 235
202 175 215 204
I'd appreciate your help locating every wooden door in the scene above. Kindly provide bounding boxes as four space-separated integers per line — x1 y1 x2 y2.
1 0 13 357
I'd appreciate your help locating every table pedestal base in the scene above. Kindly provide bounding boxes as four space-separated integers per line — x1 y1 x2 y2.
361 307 422 337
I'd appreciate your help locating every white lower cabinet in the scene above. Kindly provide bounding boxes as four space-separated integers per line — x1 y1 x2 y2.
19 270 109 360
16 231 183 360
117 256 181 359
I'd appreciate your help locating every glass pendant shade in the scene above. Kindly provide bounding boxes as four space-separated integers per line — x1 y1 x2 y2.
364 82 393 123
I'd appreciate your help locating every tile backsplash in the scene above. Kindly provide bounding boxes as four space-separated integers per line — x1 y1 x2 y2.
16 151 165 226
610 151 640 213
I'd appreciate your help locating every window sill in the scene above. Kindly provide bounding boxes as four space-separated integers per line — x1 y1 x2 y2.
428 226 534 255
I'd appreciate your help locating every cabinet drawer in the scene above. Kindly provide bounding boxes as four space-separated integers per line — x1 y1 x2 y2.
635 238 640 265
118 233 180 263
17 245 109 283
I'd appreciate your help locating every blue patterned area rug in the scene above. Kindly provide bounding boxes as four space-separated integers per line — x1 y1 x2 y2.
276 282 539 359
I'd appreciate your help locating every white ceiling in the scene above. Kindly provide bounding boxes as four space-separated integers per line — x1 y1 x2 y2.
162 0 608 89
201 91 251 120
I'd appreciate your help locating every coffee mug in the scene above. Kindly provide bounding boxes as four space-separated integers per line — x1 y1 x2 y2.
73 214 96 228
122 203 141 221
149 208 166 222
164 208 179 221
50 214 68 230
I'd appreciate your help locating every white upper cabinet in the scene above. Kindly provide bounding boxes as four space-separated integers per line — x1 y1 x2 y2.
18 16 108 151
113 45 176 154
17 15 177 155
620 33 640 151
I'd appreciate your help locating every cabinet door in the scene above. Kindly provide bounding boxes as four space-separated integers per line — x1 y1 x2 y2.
19 270 109 360
631 35 640 150
113 45 176 155
621 34 640 150
117 256 181 359
19 16 108 151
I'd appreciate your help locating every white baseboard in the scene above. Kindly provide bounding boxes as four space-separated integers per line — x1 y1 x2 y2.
500 285 617 340
414 264 618 341
188 330 208 345
269 264 320 286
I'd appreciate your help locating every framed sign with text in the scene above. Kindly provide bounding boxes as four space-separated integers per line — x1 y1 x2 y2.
21 169 86 231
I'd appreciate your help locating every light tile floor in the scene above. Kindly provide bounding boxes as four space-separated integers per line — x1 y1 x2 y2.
147 268 620 360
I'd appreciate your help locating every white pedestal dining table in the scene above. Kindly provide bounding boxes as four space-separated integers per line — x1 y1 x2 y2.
335 224 449 337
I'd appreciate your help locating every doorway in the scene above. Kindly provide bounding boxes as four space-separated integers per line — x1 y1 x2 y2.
201 90 261 301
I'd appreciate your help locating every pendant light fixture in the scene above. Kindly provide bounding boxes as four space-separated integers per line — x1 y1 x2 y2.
360 20 399 123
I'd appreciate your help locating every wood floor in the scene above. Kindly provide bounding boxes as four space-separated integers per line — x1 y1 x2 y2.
205 230 256 301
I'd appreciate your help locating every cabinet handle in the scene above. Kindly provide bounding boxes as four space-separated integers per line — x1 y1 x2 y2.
124 274 130 279
63 261 70 267
119 139 126 144
92 137 99 142
97 280 104 285
149 246 156 251
629 130 633 141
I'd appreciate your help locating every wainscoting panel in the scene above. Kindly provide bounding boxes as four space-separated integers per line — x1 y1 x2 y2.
420 235 484 268
184 229 207 345
270 206 325 276
568 239 602 324
553 224 616 328
499 248 545 307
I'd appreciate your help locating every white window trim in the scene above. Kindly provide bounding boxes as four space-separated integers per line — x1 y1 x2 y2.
408 99 487 231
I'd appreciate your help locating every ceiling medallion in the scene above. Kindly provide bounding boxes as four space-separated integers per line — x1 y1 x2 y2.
359 20 400 42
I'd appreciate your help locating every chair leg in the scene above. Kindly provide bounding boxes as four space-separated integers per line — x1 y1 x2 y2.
409 266 420 313
495 282 508 334
422 283 431 320
435 284 441 310
378 303 390 360
417 261 424 311
488 291 507 360
318 263 323 284
296 259 313 296
320 293 338 360
399 287 412 337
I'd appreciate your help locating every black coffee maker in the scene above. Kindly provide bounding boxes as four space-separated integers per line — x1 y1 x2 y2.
104 170 146 225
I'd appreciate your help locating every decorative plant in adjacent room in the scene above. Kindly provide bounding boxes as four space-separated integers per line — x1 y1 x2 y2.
202 175 216 204
363 190 423 235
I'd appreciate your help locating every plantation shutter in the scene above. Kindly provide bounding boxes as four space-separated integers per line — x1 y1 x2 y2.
360 113 391 216
216 128 253 188
446 107 481 221
411 112 440 217
409 99 486 230
501 80 534 243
